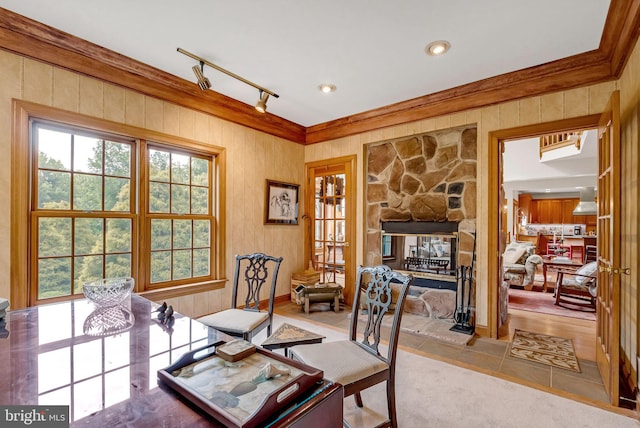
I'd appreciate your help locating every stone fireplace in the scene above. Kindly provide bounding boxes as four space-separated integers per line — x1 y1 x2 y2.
365 124 477 269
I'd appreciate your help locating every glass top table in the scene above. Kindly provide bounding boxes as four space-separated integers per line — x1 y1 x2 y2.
0 295 341 427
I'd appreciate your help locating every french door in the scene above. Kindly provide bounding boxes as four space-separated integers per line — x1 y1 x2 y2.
305 156 356 305
596 90 621 406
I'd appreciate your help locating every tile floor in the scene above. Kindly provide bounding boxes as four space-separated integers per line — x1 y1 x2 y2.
274 299 610 405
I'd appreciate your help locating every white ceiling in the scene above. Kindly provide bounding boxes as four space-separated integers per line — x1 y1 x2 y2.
0 0 611 127
503 130 598 196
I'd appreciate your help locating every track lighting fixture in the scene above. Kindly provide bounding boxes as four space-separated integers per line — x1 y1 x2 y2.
178 48 279 113
192 61 211 91
255 90 269 113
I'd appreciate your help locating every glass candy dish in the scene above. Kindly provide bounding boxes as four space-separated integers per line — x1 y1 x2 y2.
83 277 134 307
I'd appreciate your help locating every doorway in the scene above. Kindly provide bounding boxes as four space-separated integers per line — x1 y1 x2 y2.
502 127 598 333
305 156 356 305
489 93 622 406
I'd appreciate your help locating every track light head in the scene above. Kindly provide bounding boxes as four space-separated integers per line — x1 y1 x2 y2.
192 62 211 91
255 90 270 113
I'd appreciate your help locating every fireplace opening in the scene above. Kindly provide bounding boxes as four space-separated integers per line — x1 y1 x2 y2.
381 221 459 291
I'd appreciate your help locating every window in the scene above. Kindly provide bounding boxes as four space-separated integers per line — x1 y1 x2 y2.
20 107 225 307
142 145 214 288
33 122 135 302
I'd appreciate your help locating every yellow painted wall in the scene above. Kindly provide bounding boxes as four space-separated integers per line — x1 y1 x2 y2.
0 51 306 318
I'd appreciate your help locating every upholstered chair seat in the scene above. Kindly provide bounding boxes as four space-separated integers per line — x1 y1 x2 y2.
198 308 269 337
290 265 412 428
290 340 389 386
198 253 282 342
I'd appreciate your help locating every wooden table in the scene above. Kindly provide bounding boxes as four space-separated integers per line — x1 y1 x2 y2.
542 257 583 292
0 295 342 427
261 322 325 357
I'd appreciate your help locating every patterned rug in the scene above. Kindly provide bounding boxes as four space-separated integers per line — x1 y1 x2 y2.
509 329 581 372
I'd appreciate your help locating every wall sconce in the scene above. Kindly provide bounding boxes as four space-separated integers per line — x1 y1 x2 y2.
178 48 279 113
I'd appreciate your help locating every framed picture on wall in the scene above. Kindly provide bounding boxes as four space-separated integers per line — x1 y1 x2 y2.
265 180 299 225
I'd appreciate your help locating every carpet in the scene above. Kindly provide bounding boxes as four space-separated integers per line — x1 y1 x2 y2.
509 288 596 321
510 329 581 372
254 316 637 427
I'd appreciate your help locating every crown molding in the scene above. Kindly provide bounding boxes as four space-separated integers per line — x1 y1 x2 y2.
0 1 638 146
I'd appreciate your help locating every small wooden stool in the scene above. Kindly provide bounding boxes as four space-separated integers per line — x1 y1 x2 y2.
295 283 343 314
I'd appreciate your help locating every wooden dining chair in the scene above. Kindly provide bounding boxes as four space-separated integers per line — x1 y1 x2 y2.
290 265 413 428
198 252 283 342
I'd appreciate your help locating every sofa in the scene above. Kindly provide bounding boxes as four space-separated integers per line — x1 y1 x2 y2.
503 241 543 289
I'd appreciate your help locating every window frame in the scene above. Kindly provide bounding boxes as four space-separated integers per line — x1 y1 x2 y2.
11 100 226 309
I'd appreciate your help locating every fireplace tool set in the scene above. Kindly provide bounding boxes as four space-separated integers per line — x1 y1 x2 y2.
451 232 476 335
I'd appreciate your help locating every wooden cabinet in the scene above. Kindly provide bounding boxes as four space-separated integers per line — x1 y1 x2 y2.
530 197 583 224
518 193 533 224
562 199 578 223
535 199 562 223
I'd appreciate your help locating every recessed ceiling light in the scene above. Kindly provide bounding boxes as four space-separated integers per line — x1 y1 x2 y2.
318 83 336 93
425 40 451 56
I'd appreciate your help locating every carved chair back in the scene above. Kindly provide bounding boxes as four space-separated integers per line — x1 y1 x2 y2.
350 265 412 364
231 253 283 315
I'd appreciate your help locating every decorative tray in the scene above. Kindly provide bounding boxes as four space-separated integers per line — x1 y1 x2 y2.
157 341 324 428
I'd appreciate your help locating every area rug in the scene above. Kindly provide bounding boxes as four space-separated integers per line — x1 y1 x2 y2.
509 288 596 321
255 316 637 427
510 329 581 372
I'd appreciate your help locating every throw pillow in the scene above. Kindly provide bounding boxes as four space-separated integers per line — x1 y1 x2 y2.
575 261 598 285
419 289 456 319
503 246 527 265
